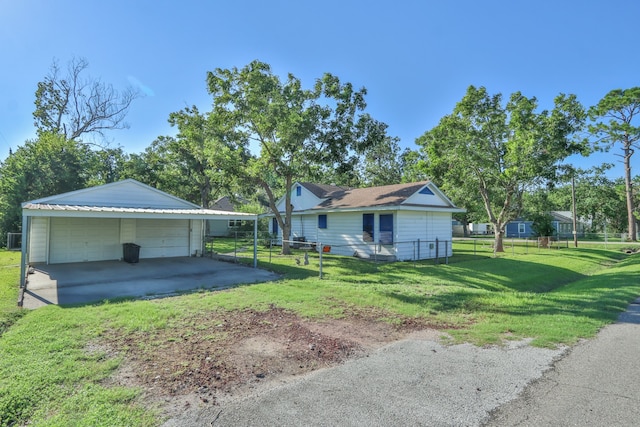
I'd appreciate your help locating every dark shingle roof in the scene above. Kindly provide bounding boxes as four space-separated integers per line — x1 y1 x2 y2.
306 181 434 209
298 183 348 198
210 196 235 212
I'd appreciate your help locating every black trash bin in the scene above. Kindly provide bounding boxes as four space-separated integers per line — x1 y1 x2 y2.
123 243 141 263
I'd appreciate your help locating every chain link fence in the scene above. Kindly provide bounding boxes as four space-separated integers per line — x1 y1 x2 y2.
204 232 454 277
6 233 21 251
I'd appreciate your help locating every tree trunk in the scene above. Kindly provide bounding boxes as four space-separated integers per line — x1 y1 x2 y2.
280 176 294 255
462 218 469 237
624 145 637 241
281 223 292 255
493 226 505 254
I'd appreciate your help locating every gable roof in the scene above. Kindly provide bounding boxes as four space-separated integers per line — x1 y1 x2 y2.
211 196 235 212
550 211 573 222
314 182 427 209
298 183 348 198
292 181 463 213
22 179 258 220
25 179 199 209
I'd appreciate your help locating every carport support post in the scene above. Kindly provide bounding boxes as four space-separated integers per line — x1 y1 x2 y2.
19 213 29 289
253 218 258 268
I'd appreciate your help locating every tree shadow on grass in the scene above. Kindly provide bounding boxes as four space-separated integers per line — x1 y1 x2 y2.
379 258 640 325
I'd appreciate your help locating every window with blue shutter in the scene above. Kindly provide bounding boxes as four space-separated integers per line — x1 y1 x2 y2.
318 214 327 229
363 213 374 242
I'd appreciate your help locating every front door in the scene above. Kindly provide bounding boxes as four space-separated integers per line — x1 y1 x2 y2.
379 214 393 244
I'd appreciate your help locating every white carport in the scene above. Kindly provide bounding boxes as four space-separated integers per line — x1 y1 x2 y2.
20 179 258 288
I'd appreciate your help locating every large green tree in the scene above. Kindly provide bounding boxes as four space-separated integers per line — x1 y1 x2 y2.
141 106 247 207
417 85 586 253
358 136 404 186
0 133 99 240
589 88 640 241
206 60 387 254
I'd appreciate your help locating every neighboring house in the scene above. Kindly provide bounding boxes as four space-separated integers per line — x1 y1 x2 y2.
20 179 257 286
267 181 464 261
206 196 243 237
505 211 586 238
505 219 535 238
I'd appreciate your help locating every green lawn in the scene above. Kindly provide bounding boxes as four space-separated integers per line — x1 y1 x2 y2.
1 246 639 426
0 250 24 336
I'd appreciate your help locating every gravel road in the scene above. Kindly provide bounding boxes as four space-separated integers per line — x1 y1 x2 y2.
164 337 566 426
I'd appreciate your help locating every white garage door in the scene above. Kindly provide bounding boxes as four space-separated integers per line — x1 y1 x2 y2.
136 219 190 258
50 217 121 263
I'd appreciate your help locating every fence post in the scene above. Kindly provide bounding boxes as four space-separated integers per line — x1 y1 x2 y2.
413 241 416 267
445 240 449 264
269 239 273 264
435 238 439 265
234 231 238 262
319 242 323 279
474 239 477 255
417 238 421 260
512 238 515 255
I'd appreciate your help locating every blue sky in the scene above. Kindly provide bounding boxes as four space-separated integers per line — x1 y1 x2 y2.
1 0 638 178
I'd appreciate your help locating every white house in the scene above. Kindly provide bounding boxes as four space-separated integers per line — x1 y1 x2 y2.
20 179 258 286
267 181 464 261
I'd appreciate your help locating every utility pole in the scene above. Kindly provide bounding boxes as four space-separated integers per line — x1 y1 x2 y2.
571 174 578 248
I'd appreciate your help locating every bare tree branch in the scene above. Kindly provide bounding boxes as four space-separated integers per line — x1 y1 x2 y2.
33 57 141 144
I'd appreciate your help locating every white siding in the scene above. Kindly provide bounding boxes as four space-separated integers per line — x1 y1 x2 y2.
390 211 453 260
272 209 454 261
28 217 49 263
276 184 324 212
271 214 317 242
403 185 450 207
289 215 317 240
396 211 426 261
317 212 366 257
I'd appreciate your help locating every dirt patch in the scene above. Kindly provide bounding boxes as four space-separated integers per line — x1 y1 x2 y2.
97 306 443 418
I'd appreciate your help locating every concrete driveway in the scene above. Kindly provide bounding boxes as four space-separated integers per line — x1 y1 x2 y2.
22 257 280 309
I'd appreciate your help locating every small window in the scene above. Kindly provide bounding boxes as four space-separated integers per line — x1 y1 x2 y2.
363 213 374 242
318 214 327 229
518 223 526 233
419 186 434 195
229 219 242 228
296 186 302 196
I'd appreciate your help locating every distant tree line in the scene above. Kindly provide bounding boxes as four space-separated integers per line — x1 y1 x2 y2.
1 57 638 252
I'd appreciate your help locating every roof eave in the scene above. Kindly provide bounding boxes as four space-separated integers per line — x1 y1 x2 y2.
262 205 465 215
